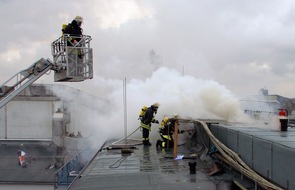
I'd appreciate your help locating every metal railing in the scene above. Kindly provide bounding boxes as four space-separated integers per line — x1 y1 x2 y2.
54 141 107 190
51 35 93 82
0 58 52 108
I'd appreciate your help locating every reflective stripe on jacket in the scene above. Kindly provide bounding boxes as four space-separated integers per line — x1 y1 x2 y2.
141 122 151 130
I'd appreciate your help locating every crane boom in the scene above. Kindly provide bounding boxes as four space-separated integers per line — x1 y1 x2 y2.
0 34 93 109
0 58 53 108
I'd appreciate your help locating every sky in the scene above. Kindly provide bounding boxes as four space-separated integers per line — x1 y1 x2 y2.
1 0 295 126
0 0 290 150
1 0 295 98
0 1 289 184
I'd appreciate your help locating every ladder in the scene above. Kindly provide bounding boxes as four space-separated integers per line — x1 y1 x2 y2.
0 34 93 109
0 58 53 108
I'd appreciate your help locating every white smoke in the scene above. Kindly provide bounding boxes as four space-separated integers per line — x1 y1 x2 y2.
51 67 253 149
71 67 251 148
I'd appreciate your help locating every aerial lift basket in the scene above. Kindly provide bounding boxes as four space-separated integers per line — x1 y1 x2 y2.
51 34 93 82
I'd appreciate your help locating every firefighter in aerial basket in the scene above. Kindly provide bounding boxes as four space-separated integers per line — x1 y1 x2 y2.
63 16 84 76
140 103 160 146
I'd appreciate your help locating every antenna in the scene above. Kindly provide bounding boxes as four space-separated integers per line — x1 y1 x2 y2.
123 78 127 145
149 49 162 66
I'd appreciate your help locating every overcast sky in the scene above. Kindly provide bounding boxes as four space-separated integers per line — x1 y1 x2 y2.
1 0 295 99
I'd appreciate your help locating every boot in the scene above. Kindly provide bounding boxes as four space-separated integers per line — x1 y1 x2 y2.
144 141 151 146
156 140 161 148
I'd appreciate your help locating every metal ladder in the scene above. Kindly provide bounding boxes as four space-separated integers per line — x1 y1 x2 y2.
0 58 53 108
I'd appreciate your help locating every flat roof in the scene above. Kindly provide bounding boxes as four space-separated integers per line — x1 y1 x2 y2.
68 140 246 190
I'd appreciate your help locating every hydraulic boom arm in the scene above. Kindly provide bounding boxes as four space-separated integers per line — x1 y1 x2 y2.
0 58 53 109
0 34 93 109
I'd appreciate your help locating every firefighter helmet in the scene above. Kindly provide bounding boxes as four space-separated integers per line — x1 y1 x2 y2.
74 16 83 23
74 16 83 26
153 102 160 108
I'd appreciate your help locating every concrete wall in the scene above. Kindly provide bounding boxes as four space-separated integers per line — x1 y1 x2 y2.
0 101 53 139
0 84 107 141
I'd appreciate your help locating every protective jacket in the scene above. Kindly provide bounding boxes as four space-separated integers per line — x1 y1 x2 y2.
64 20 83 46
160 118 178 137
158 118 179 148
140 105 158 130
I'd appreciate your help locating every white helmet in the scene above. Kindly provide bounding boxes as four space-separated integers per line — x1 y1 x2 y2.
153 102 160 108
74 16 83 24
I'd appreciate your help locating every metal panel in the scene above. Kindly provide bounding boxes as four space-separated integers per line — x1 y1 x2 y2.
217 126 227 145
209 124 218 137
226 129 238 152
218 125 295 189
208 124 218 149
238 133 253 168
252 138 272 179
272 143 295 189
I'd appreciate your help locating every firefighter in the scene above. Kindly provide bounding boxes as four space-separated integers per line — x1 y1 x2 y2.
140 103 160 146
279 109 288 131
63 16 84 76
18 150 27 168
63 16 84 46
156 115 183 149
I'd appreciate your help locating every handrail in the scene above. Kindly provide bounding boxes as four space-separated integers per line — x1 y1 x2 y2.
54 141 107 190
51 35 93 81
0 58 53 108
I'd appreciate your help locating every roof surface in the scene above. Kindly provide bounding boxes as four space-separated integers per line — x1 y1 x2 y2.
68 139 240 190
0 141 59 184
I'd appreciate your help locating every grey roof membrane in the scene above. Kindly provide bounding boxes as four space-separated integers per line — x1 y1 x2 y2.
68 124 295 190
68 140 249 190
0 141 60 183
2 123 293 189
225 124 295 148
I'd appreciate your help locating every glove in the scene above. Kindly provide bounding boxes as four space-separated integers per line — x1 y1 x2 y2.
73 40 79 46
